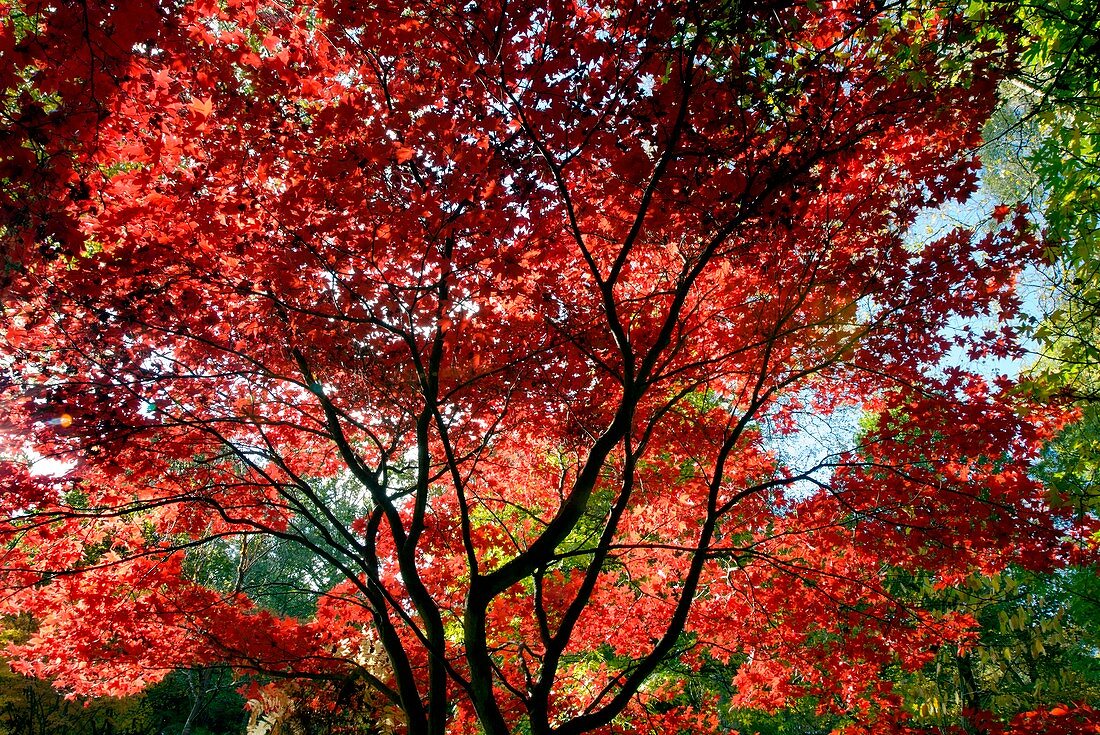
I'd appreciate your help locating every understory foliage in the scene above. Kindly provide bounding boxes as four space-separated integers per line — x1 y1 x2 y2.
0 1 1095 734
0 615 245 735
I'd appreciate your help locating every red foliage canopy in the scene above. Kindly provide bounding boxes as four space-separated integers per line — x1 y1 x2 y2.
0 0 1086 733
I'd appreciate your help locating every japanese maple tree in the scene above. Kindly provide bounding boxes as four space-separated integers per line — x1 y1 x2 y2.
0 1 1086 733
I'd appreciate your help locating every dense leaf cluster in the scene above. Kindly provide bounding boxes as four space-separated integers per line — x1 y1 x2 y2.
0 1 1096 734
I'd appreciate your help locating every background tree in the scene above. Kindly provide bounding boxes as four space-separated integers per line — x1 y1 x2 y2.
981 0 1100 407
0 616 247 735
0 1 1087 734
887 567 1100 731
1016 1 1100 533
827 2 1100 732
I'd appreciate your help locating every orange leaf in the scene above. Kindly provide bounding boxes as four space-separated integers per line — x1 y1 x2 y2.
189 97 213 119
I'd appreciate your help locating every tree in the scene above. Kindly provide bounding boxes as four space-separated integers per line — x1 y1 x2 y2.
1013 0 1100 528
0 616 247 735
884 566 1100 732
0 1 1086 733
831 4 1100 733
980 0 1100 408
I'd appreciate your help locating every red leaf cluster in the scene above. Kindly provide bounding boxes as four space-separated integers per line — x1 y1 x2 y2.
0 1 1084 733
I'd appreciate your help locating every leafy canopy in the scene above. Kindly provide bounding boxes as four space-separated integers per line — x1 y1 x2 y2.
0 1 1089 734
